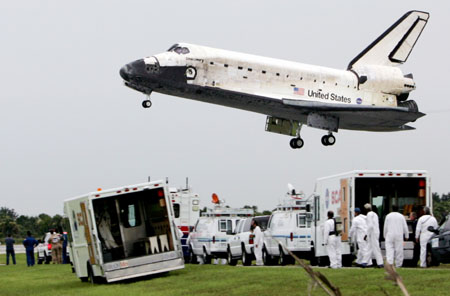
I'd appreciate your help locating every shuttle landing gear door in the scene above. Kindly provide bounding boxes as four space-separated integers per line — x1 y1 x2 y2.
80 202 97 265
339 179 349 242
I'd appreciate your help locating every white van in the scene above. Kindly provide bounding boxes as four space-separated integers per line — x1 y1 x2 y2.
188 206 253 263
227 216 270 265
64 181 184 283
263 194 314 265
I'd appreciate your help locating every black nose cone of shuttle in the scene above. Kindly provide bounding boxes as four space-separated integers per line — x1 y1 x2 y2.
120 65 130 81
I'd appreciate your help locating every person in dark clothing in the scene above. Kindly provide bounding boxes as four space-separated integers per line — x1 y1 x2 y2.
62 232 69 264
23 231 38 267
409 212 420 266
5 234 16 265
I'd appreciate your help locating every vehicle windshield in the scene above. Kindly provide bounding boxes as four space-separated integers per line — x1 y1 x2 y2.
167 44 190 55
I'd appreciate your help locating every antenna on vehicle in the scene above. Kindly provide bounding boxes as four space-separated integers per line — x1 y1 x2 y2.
148 176 151 182
186 177 189 190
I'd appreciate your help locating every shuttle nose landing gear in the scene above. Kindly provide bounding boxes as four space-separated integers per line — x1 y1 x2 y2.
321 133 336 146
142 92 152 108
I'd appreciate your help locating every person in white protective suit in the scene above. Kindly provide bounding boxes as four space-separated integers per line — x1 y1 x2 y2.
349 207 371 267
383 205 408 268
415 206 438 268
364 204 384 268
252 219 264 266
98 211 119 249
323 211 342 269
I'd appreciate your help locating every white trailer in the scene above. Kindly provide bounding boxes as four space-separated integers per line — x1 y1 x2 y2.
312 170 430 266
63 181 184 283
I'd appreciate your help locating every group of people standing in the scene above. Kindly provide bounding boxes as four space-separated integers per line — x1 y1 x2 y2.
324 204 438 268
4 229 66 267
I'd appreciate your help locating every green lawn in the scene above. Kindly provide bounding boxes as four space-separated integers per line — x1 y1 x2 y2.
0 254 449 296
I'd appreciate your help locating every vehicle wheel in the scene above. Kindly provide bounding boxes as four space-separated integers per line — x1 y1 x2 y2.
189 247 198 264
426 245 439 267
295 138 304 149
203 249 211 264
80 277 89 283
37 258 43 265
263 248 271 266
318 256 329 267
142 100 152 108
45 255 51 264
228 249 237 266
309 249 318 266
321 135 329 146
289 138 297 149
242 247 252 266
327 135 336 146
342 254 354 267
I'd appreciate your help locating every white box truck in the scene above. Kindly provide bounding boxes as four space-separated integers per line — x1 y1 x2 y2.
312 170 430 267
63 180 184 283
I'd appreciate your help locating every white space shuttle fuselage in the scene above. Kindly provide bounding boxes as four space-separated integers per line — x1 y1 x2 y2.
120 11 429 148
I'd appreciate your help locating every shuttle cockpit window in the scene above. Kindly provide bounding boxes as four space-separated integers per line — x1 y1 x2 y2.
167 44 190 55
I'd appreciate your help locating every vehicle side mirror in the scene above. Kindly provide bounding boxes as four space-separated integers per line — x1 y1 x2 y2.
306 204 311 212
428 226 438 234
226 230 234 235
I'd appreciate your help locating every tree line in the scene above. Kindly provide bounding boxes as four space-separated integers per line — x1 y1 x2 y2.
0 207 67 242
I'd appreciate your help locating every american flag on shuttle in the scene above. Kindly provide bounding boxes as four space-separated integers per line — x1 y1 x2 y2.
293 87 305 96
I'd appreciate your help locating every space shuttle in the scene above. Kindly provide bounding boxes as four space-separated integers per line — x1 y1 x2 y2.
120 11 429 149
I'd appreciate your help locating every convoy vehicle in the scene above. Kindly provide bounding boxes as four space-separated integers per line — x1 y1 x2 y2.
188 195 253 263
36 232 52 264
63 181 184 283
312 170 431 266
263 188 314 265
227 216 270 266
169 183 200 260
427 214 450 266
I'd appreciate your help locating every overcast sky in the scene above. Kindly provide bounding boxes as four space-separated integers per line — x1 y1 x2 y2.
1 1 449 216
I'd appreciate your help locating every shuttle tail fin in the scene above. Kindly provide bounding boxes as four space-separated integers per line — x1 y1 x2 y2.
348 10 429 69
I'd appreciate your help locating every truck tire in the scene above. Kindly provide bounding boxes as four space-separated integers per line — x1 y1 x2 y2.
342 254 354 267
318 256 329 267
203 248 211 264
242 246 252 266
227 248 237 266
427 245 440 267
279 247 293 265
189 247 198 264
309 249 318 266
45 255 51 264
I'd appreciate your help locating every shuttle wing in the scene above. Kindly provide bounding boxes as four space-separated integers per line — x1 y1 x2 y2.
282 98 425 130
348 10 429 69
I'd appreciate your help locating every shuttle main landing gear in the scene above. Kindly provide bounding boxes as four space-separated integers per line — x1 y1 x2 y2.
142 92 152 108
289 124 304 149
321 133 336 146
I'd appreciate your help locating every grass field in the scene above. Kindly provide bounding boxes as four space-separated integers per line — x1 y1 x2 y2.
1 254 449 296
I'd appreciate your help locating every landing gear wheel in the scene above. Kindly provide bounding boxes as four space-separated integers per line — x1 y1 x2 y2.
327 135 336 146
142 100 152 108
321 134 336 146
289 137 304 149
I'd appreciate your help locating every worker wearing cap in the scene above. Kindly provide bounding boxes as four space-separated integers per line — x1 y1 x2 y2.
415 206 438 268
349 207 370 267
383 205 409 268
364 204 383 268
323 210 342 268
